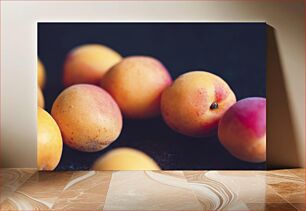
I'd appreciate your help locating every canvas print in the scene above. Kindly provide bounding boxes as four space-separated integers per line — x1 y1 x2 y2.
37 23 266 171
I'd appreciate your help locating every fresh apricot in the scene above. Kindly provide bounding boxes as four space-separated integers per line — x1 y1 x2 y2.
51 84 122 152
37 87 45 108
218 97 266 163
92 148 160 170
101 56 172 118
38 58 46 89
161 71 236 137
63 44 122 87
37 107 63 170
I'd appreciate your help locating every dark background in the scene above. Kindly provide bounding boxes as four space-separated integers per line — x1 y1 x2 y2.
38 23 266 170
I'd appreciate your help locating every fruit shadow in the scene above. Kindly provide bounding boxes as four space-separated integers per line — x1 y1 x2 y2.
266 25 300 168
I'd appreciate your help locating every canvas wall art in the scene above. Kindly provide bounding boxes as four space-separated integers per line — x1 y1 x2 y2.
37 23 266 171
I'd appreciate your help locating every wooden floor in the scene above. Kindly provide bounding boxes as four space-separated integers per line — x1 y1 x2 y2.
0 169 304 210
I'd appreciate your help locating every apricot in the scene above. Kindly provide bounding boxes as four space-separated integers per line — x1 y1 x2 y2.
38 58 46 89
161 71 236 137
37 87 45 108
92 148 160 170
101 56 172 118
218 97 266 163
51 84 122 152
63 44 122 87
37 107 63 170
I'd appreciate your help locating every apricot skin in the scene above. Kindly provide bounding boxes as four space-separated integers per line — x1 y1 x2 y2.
161 71 236 137
63 44 122 87
101 56 172 119
37 107 63 171
218 97 266 163
92 148 160 170
51 84 122 152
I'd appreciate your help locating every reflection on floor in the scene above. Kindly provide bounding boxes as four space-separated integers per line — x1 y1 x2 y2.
0 169 304 210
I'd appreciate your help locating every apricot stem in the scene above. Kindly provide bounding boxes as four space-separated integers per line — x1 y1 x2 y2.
210 102 218 110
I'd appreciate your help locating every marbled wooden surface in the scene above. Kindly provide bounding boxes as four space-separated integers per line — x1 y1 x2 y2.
0 169 304 210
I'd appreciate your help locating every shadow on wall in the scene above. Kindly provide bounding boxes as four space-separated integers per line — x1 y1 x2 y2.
267 25 300 169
